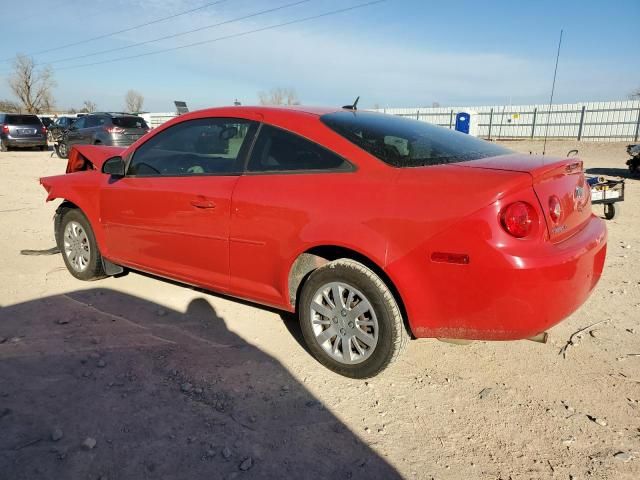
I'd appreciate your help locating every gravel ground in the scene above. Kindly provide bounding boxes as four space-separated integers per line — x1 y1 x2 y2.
0 140 638 480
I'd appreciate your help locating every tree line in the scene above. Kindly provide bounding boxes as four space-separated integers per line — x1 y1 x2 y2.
2 55 145 114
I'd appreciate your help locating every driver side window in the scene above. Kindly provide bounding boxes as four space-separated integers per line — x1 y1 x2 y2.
128 117 257 177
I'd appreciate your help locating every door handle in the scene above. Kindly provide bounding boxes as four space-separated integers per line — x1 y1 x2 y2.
190 198 216 209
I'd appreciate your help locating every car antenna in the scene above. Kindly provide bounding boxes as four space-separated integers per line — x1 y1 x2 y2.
542 29 563 156
342 96 360 111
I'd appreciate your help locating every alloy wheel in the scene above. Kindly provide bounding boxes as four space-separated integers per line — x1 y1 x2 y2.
63 221 91 272
309 281 379 365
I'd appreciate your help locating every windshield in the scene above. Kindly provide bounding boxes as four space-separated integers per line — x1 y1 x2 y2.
320 111 511 168
5 115 42 126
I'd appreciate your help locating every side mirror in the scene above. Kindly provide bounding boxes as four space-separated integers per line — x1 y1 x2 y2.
102 156 125 177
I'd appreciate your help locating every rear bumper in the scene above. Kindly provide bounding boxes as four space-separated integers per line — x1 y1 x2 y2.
391 214 607 340
3 136 47 147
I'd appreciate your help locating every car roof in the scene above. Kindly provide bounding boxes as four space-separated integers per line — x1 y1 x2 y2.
189 105 343 118
90 112 141 117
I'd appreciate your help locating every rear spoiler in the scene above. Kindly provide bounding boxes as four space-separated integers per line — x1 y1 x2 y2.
66 145 126 173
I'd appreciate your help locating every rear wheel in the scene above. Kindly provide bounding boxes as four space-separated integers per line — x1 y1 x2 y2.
56 209 105 281
298 259 408 378
604 203 619 220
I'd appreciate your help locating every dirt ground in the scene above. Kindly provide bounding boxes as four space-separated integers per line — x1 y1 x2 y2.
0 140 638 480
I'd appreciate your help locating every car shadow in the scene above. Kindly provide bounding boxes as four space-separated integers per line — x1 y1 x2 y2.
586 166 638 180
0 289 400 480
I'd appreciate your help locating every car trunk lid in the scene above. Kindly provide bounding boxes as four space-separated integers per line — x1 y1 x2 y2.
456 154 591 242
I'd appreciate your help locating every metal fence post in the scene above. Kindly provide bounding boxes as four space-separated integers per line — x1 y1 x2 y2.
449 110 454 129
531 107 537 138
577 105 586 140
634 105 640 142
487 108 494 140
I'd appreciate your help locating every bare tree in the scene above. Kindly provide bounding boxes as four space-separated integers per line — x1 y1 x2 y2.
258 87 300 106
124 90 144 113
80 100 97 113
0 99 20 113
8 54 56 113
631 87 640 100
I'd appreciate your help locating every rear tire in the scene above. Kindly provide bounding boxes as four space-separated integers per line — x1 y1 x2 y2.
298 259 408 378
56 209 106 281
604 203 619 220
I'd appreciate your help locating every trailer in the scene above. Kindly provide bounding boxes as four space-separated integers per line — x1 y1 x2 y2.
588 176 625 220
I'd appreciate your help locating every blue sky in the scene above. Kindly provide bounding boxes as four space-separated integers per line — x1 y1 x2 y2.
1 0 638 111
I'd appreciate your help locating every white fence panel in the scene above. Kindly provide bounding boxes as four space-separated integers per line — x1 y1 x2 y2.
376 100 640 142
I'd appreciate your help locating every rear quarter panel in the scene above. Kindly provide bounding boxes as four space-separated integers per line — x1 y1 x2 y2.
383 165 535 336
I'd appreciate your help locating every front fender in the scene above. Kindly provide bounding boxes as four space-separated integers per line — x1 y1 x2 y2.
40 171 106 250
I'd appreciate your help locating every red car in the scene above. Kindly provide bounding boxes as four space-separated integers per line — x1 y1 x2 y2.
40 106 607 378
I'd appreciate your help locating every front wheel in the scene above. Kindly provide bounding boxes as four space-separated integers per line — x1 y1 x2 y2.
298 259 408 378
56 141 69 159
56 209 106 281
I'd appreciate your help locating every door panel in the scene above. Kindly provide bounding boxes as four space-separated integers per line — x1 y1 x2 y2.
101 176 238 290
99 116 257 291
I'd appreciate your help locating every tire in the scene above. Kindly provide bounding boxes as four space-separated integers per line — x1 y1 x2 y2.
604 203 619 220
298 259 408 378
56 141 69 159
56 209 106 281
40 145 48 151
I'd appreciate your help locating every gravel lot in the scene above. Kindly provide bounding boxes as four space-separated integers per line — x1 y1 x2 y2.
0 140 638 480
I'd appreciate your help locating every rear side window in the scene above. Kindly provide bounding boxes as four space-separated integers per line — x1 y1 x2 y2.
320 111 511 168
5 115 42 126
247 125 351 173
86 116 108 127
112 116 148 129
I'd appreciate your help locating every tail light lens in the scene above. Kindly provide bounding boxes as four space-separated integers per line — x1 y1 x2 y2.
105 126 125 134
41 126 47 134
548 195 562 223
500 201 536 238
1 124 8 134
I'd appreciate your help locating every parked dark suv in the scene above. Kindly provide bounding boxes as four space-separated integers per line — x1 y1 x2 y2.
0 113 48 151
56 112 149 158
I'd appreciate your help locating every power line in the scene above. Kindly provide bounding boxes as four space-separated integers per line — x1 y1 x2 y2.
54 0 388 72
0 0 230 63
42 0 313 67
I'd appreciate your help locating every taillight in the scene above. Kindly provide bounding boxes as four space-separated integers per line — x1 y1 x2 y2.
548 195 562 223
1 124 8 134
500 202 536 238
41 126 47 134
105 126 125 134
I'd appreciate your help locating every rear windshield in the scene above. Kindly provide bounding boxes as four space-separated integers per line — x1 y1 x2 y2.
5 115 42 126
112 116 148 129
320 111 511 168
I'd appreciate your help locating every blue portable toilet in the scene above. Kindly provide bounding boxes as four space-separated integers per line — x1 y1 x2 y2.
454 111 478 136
